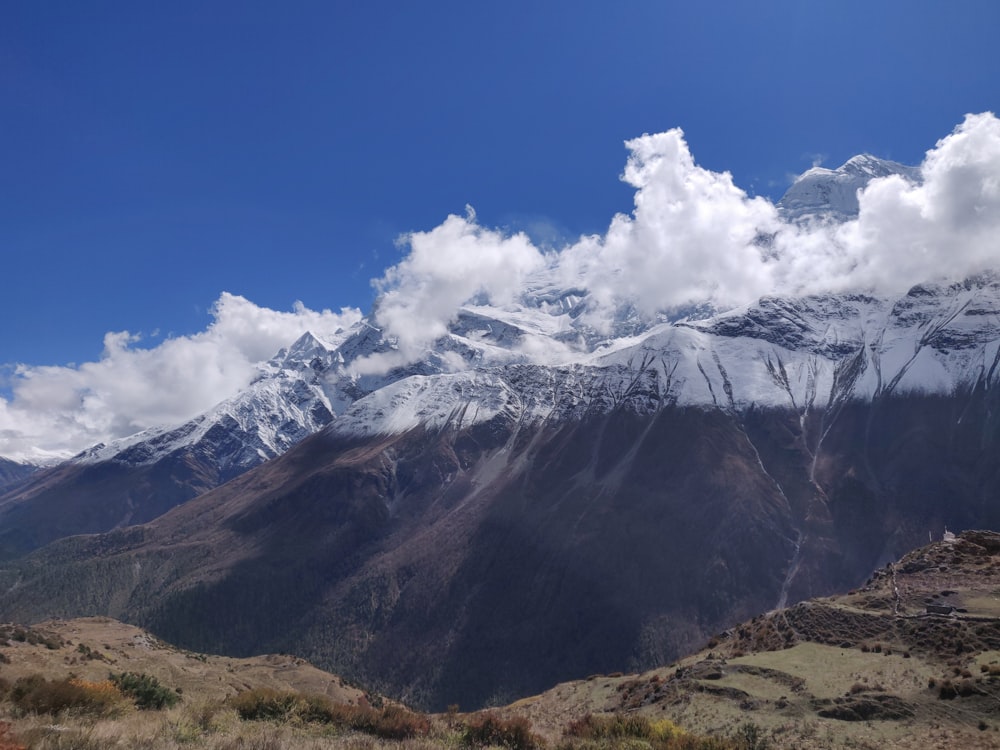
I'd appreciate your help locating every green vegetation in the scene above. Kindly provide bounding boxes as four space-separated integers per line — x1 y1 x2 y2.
229 687 300 721
4 670 181 717
75 642 110 662
110 671 180 710
0 625 62 651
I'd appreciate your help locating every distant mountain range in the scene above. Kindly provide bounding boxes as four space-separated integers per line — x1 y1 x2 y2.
2 155 999 710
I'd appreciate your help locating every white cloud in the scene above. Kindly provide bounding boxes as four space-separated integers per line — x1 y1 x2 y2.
369 112 1000 350
367 207 547 359
0 293 361 462
559 128 782 328
827 112 1000 291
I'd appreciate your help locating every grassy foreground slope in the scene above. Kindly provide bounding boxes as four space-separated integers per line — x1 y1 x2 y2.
3 531 1000 748
0 617 368 703
0 618 734 749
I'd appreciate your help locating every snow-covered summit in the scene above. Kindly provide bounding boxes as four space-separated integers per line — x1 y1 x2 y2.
71 328 354 471
778 154 921 223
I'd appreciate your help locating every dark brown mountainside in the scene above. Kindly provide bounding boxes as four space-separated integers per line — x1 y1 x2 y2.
0 388 998 711
0 458 35 496
0 447 232 561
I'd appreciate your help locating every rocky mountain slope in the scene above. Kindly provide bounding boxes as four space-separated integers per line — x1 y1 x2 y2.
0 458 35 495
0 155 934 530
0 155 952 559
0 331 350 559
1 154 998 711
0 356 997 709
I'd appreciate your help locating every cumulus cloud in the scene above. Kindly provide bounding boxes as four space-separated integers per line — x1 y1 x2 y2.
360 207 547 371
369 112 1000 349
0 293 361 462
559 128 782 328
827 112 1000 291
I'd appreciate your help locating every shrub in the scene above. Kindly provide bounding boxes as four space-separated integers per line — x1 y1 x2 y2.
463 712 542 750
938 680 958 700
230 688 300 721
75 643 109 662
957 679 979 697
9 674 122 716
228 688 431 739
7 627 62 650
567 712 684 743
70 678 124 706
733 721 769 750
321 701 431 739
295 692 338 724
110 671 180 710
350 704 432 739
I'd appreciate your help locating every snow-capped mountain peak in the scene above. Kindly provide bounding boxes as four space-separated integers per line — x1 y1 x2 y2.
72 329 349 471
778 154 921 223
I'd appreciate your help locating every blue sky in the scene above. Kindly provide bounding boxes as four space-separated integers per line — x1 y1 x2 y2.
4 1 998 368
3 1 1000 460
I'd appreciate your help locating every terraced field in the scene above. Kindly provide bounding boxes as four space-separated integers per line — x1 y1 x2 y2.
507 531 1000 749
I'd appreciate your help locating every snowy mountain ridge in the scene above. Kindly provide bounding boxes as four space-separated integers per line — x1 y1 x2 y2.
71 330 347 469
329 274 1000 438
55 153 1000 469
776 154 921 222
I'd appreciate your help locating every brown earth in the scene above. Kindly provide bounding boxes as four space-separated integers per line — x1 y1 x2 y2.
0 617 369 706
